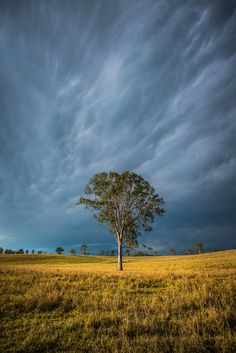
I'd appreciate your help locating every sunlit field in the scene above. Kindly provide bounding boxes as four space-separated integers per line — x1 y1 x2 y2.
0 251 235 353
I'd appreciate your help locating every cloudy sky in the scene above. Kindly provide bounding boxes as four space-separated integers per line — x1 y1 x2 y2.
0 0 235 254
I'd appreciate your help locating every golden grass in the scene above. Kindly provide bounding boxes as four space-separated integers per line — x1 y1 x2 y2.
0 250 235 352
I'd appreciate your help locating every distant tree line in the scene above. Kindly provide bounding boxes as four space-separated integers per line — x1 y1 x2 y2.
98 243 207 257
99 249 115 256
0 242 220 256
56 245 90 255
169 243 205 255
0 248 46 254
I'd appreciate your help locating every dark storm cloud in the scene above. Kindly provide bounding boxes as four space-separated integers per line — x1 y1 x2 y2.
0 0 235 252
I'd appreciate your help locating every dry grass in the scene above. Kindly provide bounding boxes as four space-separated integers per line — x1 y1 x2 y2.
0 250 235 352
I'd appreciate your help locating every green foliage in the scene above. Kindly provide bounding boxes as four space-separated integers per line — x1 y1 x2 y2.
81 244 88 255
56 247 64 255
70 248 76 255
77 171 165 269
4 249 15 254
78 171 164 236
195 243 204 254
16 249 24 254
125 231 138 255
140 243 156 255
0 247 3 254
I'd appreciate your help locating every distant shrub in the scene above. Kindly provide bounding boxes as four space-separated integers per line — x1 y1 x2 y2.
81 244 88 255
195 243 203 254
4 249 15 254
56 247 64 255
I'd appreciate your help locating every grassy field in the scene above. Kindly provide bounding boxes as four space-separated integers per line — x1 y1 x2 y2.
0 251 235 353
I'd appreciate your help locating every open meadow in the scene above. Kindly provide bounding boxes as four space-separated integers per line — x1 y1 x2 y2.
0 250 236 353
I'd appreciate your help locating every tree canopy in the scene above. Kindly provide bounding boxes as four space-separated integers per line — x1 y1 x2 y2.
56 247 64 255
195 243 203 254
80 244 88 255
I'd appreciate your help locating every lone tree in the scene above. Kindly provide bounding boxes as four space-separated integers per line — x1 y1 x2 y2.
169 248 176 256
195 243 203 254
80 244 88 255
77 171 164 270
56 247 64 255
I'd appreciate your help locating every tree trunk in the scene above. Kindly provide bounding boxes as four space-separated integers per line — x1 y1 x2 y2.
118 239 123 271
